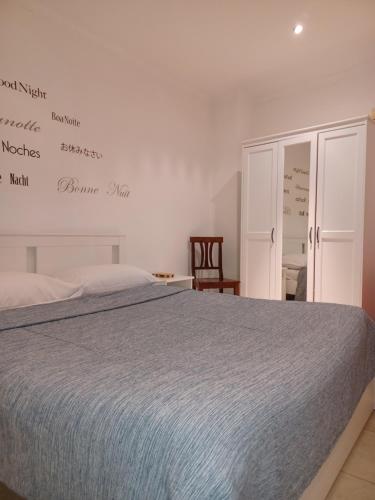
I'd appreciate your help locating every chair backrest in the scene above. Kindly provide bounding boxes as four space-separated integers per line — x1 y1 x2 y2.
190 236 223 280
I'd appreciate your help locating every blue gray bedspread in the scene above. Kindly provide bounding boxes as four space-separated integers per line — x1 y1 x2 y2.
1 285 375 500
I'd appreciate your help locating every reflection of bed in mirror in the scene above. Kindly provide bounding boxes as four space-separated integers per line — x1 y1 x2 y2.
282 237 307 301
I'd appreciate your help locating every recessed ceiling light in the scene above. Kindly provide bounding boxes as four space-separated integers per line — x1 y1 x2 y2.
293 24 304 35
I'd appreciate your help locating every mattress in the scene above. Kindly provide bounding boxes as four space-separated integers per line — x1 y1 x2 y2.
285 268 307 299
1 284 374 500
286 277 298 295
285 269 298 295
286 268 300 281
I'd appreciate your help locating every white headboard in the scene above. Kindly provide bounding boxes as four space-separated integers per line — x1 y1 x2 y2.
0 234 126 274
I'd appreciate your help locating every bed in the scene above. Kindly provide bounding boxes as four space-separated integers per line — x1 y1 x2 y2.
282 253 308 301
1 235 374 500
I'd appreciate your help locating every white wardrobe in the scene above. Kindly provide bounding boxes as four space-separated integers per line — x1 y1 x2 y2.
241 117 375 309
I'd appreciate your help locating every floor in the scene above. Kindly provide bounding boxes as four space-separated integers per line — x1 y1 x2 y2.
0 412 374 500
0 483 22 500
327 411 375 500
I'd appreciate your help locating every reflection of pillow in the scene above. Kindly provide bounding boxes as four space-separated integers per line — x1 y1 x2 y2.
52 264 156 296
0 272 83 310
282 253 307 269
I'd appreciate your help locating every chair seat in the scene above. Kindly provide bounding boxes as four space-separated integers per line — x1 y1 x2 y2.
194 277 240 295
195 277 239 287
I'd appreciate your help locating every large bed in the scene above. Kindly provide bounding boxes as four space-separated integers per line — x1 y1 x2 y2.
1 235 374 500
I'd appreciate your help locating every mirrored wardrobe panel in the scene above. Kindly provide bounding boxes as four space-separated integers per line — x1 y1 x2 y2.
274 135 317 303
282 143 310 300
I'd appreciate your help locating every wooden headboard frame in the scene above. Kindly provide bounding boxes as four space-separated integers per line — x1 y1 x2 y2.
0 234 126 274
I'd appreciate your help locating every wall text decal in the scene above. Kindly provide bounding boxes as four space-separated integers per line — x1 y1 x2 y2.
0 116 40 132
52 112 80 127
283 206 291 215
295 184 309 192
0 78 47 100
284 160 309 220
60 143 102 159
10 172 29 186
293 167 309 175
107 181 130 199
2 139 40 158
57 177 99 195
0 78 133 208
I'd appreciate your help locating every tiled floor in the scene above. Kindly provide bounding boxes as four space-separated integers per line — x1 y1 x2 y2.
327 412 375 500
1 412 374 499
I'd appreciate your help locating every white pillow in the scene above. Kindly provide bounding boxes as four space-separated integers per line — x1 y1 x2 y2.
282 253 307 270
51 264 156 295
0 272 83 310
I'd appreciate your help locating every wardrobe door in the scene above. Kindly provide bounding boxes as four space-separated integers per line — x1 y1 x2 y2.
241 143 278 299
314 125 366 306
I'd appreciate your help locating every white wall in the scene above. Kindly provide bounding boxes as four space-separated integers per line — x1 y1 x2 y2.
3 0 374 282
0 1 213 275
251 63 375 138
211 90 254 280
212 63 375 278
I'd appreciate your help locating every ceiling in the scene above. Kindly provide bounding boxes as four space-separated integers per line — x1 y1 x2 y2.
28 0 375 98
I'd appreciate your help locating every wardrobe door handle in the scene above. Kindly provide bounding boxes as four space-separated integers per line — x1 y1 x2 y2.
309 227 313 244
316 226 320 245
271 227 275 244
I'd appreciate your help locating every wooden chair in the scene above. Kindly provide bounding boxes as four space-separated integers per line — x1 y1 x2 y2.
190 236 240 295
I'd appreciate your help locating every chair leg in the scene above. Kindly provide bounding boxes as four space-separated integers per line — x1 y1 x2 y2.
219 288 224 293
233 283 240 296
